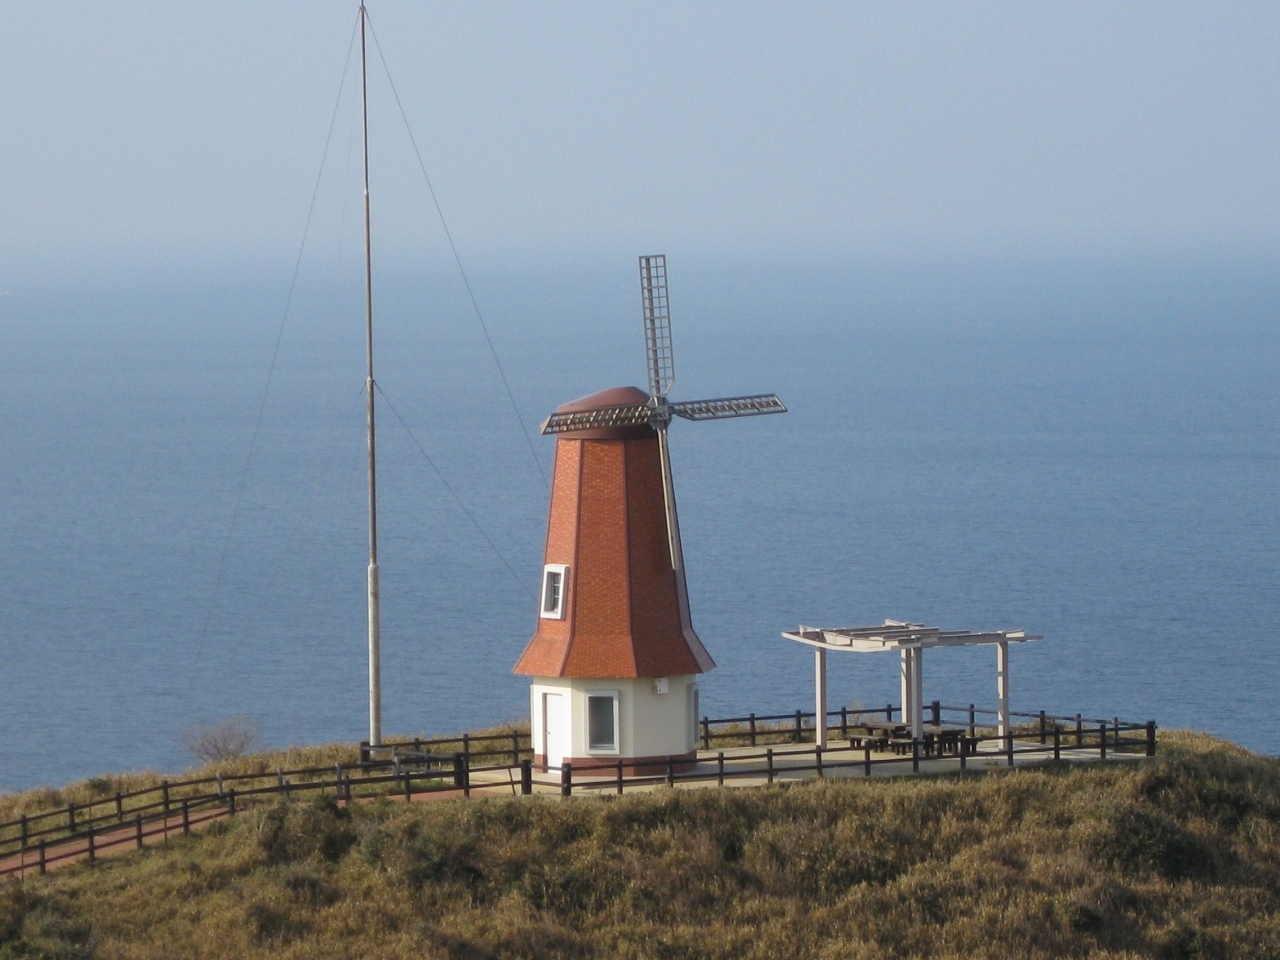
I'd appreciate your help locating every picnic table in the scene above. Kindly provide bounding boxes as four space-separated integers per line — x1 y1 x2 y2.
847 720 908 751
848 721 970 758
920 725 966 756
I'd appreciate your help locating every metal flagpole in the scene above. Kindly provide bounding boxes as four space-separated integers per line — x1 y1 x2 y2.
360 3 381 746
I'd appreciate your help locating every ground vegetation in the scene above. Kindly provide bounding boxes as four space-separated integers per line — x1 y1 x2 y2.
2 731 1279 959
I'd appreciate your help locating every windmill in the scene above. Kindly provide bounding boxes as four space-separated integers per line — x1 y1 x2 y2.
540 255 787 618
514 255 786 774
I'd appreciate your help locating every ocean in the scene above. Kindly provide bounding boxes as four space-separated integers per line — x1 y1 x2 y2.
1 252 1277 791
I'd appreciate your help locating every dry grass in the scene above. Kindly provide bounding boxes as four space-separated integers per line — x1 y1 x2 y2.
3 730 1280 959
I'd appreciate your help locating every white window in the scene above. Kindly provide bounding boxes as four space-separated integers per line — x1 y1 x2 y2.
540 564 569 619
586 692 619 753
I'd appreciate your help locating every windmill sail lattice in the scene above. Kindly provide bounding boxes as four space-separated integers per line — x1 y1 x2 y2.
640 255 675 399
539 254 787 437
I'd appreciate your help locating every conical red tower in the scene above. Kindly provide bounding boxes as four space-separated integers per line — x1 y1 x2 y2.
515 254 786 773
515 386 714 680
514 387 713 771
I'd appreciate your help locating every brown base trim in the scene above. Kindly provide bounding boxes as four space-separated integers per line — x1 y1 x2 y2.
533 751 698 778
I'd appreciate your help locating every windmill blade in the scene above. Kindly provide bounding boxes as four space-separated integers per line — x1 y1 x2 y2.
639 255 675 399
540 403 653 435
668 394 787 421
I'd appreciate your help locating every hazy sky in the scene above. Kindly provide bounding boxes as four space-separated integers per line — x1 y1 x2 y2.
3 2 1279 265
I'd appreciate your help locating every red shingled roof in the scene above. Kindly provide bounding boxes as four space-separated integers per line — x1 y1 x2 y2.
513 387 715 679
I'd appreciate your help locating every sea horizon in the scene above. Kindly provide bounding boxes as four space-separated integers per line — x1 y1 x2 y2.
2 251 1277 791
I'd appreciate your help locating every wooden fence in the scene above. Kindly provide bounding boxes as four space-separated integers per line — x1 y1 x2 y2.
0 707 1155 879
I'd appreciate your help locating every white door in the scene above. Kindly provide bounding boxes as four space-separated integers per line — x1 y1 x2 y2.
543 692 569 767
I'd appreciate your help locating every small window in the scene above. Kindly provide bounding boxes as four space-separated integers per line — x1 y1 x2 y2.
587 693 618 752
540 564 569 619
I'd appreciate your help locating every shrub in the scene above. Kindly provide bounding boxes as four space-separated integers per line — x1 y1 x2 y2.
180 715 261 763
255 796 356 865
1092 804 1222 880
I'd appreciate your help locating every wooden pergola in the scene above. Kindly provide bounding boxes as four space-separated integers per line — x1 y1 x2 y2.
781 621 1042 746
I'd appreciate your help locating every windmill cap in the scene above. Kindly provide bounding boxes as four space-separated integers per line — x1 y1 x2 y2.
556 386 656 440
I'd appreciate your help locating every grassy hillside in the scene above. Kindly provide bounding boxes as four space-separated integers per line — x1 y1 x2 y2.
3 732 1280 959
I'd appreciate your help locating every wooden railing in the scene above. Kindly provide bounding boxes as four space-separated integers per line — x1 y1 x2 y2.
549 719 1156 797
0 707 1155 879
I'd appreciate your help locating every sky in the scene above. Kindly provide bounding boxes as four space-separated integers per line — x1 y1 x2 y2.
2 1 1279 269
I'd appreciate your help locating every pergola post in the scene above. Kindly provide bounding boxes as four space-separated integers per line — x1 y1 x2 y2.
996 640 1010 737
911 647 923 740
899 648 913 726
814 647 828 748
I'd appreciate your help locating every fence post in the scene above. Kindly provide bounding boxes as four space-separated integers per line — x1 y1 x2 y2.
463 733 471 770
717 752 725 787
38 839 46 876
749 713 757 747
162 781 170 817
1099 724 1108 760
930 701 941 726
404 767 414 803
968 704 975 737
182 800 190 836
886 703 893 721
794 710 803 742
67 803 75 833
617 759 625 795
228 789 237 816
816 745 824 779
512 732 521 766
19 815 27 851
87 823 95 863
135 814 143 850
115 791 124 822
520 759 533 796
452 753 466 790
1075 714 1083 747
1053 726 1061 761
1146 721 1157 757
701 717 711 750
959 737 967 771
666 756 675 789
1039 711 1047 745
1006 732 1014 767
766 748 774 784
333 764 342 800
911 738 919 774
462 753 471 799
840 706 848 741
863 743 872 778
560 763 572 798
